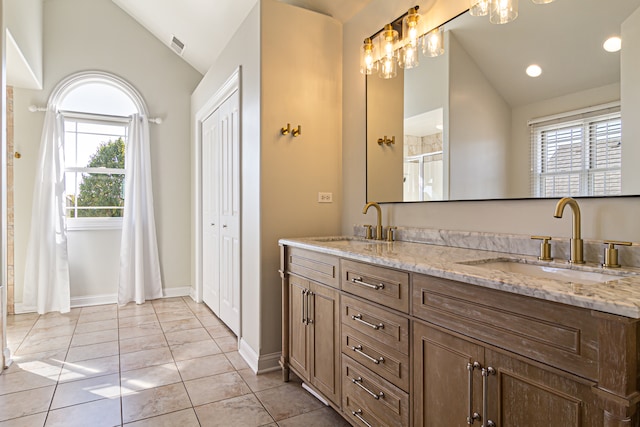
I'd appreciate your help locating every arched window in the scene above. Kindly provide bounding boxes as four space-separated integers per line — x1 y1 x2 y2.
50 72 148 226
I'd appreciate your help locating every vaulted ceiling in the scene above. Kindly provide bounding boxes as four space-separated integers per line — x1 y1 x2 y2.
111 0 374 74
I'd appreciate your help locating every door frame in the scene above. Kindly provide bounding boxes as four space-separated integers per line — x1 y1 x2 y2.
194 67 241 317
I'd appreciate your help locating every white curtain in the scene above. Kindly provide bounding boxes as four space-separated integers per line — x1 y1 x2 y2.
23 108 71 314
118 114 163 305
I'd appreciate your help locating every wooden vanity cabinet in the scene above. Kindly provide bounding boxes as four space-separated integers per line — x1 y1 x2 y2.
283 247 341 406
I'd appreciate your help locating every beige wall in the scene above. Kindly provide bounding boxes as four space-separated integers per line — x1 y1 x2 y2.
12 0 202 307
343 0 640 244
622 7 640 195
6 0 43 88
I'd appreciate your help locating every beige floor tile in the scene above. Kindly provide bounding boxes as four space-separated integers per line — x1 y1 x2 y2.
0 411 47 427
118 314 158 328
184 371 251 406
152 302 189 314
15 335 72 356
118 303 156 319
121 363 182 392
120 347 174 372
213 335 238 353
159 317 203 333
176 354 235 381
6 313 39 327
6 327 32 345
119 322 162 340
70 329 118 347
165 328 211 346
194 394 274 427
155 311 196 323
74 318 118 334
123 408 200 427
237 369 288 393
4 350 66 380
224 351 251 371
277 406 351 427
119 333 167 354
79 304 117 315
32 317 76 330
255 382 324 421
45 397 121 427
205 324 235 339
26 324 76 341
51 373 120 409
0 370 57 395
59 355 120 383
0 386 55 422
195 313 223 327
121 382 191 424
66 341 119 363
170 339 222 362
77 310 118 324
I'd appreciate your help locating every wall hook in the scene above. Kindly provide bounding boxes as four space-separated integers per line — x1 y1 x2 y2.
292 125 302 137
14 152 21 159
377 136 395 146
281 123 291 135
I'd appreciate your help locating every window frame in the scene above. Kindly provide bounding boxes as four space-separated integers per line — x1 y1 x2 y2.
530 103 621 198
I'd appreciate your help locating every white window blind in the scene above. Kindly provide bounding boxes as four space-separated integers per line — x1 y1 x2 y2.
530 104 621 198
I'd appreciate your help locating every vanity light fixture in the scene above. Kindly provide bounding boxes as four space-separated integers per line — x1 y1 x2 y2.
603 36 622 53
360 38 377 74
490 0 518 24
378 24 399 78
526 64 542 77
423 26 445 57
470 0 490 16
531 0 554 3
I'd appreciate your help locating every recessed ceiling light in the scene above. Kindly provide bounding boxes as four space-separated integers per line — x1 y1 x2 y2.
603 36 622 53
526 64 542 78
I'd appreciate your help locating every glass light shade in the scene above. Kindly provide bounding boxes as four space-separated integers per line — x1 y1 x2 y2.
470 0 490 16
378 24 399 61
360 38 377 75
531 0 554 3
422 27 445 57
379 56 398 79
490 0 518 24
402 8 421 47
399 44 419 69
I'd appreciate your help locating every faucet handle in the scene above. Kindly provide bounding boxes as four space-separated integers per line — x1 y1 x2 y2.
602 240 632 268
364 225 373 240
386 226 397 242
531 235 553 261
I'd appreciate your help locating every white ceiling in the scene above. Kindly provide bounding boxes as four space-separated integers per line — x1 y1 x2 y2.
111 0 374 75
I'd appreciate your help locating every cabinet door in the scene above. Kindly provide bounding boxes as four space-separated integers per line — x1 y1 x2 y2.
484 349 602 427
289 276 309 379
309 281 340 405
413 321 483 427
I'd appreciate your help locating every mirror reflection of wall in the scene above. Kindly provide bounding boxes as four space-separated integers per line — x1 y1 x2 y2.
366 0 640 203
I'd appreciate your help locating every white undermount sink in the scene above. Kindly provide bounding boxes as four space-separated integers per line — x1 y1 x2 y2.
462 258 633 285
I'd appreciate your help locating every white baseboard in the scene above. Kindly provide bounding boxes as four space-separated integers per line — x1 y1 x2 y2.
14 286 194 314
238 338 282 374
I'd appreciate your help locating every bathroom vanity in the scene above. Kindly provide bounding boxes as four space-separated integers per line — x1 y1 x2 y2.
279 234 640 426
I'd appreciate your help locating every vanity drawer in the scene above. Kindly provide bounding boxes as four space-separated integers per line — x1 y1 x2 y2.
412 273 599 380
341 259 410 313
286 247 339 289
342 325 410 391
342 356 409 427
341 295 410 355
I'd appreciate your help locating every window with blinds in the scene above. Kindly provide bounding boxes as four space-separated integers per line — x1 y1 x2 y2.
530 104 621 198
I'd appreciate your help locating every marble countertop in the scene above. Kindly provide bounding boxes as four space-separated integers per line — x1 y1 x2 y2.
279 236 640 319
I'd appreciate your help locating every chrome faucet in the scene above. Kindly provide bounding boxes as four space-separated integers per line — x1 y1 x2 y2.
553 197 584 264
362 202 383 240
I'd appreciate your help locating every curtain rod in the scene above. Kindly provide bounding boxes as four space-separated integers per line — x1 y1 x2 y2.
28 105 163 124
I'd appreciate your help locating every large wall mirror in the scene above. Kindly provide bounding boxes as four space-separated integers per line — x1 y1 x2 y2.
366 0 640 203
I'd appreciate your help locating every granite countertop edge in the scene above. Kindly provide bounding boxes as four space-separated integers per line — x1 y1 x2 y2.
279 236 640 319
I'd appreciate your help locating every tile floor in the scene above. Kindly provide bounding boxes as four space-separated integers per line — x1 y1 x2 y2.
0 297 350 426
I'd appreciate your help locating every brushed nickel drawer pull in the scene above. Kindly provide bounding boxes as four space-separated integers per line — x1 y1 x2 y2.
351 345 384 365
352 376 385 400
351 314 384 330
351 277 384 290
467 362 481 425
351 410 373 427
307 291 314 324
482 367 496 427
301 289 307 325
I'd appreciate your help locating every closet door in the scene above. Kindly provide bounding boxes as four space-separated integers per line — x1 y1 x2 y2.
218 91 241 335
202 109 221 315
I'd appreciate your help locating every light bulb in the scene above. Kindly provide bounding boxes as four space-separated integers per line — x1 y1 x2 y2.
603 36 622 53
490 0 518 24
470 0 489 16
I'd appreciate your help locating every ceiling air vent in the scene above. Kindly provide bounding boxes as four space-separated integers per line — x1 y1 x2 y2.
170 35 185 56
